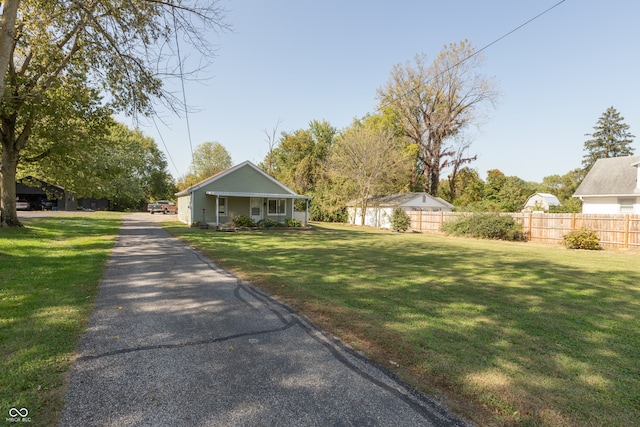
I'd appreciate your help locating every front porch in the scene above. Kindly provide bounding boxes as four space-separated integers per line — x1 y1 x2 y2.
204 191 310 228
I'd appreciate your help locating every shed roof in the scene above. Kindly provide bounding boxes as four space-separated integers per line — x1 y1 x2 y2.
524 193 561 207
573 156 640 197
346 192 454 209
17 176 66 196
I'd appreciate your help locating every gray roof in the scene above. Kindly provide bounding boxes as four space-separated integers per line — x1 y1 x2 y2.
525 193 562 207
573 155 640 196
346 192 454 208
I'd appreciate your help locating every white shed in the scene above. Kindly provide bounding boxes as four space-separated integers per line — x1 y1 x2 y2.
346 193 454 229
523 193 562 212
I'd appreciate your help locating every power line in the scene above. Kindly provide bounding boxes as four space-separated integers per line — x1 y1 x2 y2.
378 0 568 111
473 0 567 61
172 10 195 164
152 116 181 178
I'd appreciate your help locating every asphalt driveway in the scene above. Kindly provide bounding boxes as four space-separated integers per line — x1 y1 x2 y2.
59 214 472 426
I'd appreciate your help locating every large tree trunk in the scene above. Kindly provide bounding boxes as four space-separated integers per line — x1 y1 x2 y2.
428 168 439 197
0 143 22 227
0 0 22 227
0 0 20 101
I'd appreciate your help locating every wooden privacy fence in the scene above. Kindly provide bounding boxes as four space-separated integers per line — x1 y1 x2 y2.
406 211 640 249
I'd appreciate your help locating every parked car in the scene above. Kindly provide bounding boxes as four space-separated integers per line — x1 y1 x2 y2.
41 199 57 210
16 199 29 210
147 200 178 214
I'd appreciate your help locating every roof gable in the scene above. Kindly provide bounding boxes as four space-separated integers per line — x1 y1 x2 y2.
525 193 561 207
176 161 298 197
574 156 640 197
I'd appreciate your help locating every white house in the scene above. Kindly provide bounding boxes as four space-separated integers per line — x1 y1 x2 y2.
346 193 454 229
573 155 640 214
175 161 310 227
523 192 562 212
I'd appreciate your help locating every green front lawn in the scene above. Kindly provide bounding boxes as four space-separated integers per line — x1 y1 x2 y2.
0 215 121 427
166 222 640 427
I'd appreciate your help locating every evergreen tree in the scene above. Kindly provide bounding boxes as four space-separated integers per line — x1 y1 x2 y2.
582 107 635 171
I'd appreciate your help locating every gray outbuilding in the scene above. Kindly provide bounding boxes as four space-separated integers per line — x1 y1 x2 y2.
346 193 453 229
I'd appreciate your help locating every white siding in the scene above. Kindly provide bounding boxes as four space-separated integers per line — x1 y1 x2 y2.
581 197 640 214
293 210 308 224
581 197 623 214
177 193 192 225
348 207 397 229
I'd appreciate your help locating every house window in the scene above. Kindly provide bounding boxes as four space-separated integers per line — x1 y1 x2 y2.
620 199 634 214
268 199 286 215
218 197 227 215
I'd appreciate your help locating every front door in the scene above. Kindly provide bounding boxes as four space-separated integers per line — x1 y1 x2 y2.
250 198 262 223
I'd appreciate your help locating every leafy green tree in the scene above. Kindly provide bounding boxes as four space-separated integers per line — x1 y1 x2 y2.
271 120 337 194
0 0 226 226
327 122 413 225
16 87 114 193
440 137 477 202
21 122 175 210
306 181 348 222
582 107 635 171
539 168 585 212
481 169 534 212
440 167 484 208
377 40 497 196
189 141 233 182
483 169 507 208
497 176 535 212
175 173 197 192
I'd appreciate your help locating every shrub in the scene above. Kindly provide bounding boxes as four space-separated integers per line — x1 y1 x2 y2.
256 218 279 228
286 218 301 227
442 213 525 241
389 207 410 232
233 215 255 228
562 228 602 250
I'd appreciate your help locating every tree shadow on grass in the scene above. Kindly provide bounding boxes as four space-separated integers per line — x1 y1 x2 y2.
169 224 640 426
0 216 120 426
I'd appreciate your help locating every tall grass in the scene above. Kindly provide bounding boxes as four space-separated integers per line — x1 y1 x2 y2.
166 222 640 427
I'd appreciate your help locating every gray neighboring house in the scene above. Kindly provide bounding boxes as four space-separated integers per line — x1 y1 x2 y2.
176 161 310 227
347 193 454 229
523 192 562 212
573 155 640 214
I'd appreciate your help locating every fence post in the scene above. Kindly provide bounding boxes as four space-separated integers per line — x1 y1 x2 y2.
528 212 533 239
571 213 576 231
419 210 423 232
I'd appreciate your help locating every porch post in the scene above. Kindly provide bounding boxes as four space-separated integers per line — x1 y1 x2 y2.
215 196 219 227
305 198 309 225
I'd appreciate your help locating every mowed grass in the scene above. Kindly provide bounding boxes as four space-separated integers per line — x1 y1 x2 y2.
0 214 121 427
166 222 640 427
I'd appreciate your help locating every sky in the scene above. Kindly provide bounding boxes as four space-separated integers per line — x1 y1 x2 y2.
127 0 640 183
